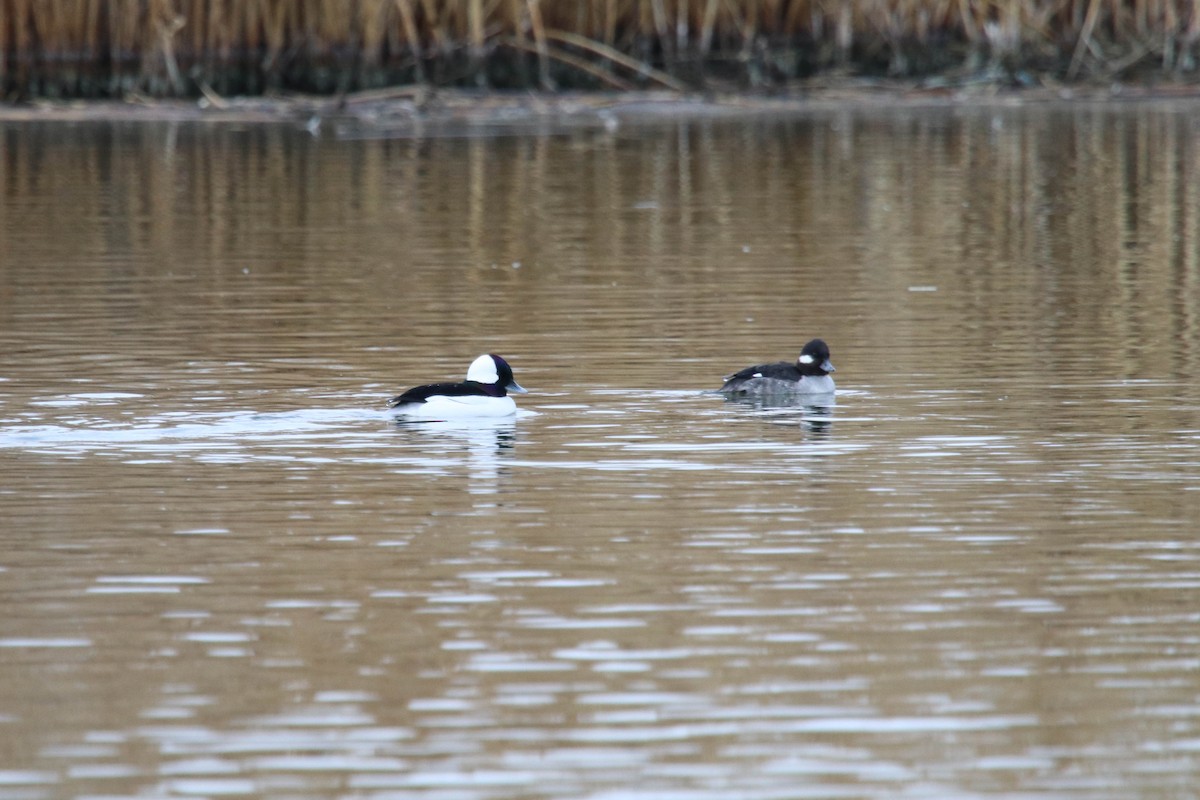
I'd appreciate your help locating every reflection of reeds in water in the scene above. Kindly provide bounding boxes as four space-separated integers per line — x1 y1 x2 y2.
2 0 1199 97
3 107 1198 388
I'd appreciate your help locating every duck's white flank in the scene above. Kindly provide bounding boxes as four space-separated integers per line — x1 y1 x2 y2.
394 394 518 420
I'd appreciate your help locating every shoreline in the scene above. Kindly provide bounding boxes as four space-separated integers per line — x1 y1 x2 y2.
5 80 1200 127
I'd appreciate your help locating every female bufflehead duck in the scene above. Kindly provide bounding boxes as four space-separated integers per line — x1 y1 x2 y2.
719 338 836 396
388 354 527 419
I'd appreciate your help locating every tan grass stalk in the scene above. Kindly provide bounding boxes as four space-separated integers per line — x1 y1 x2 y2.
394 0 425 78
1070 0 1104 77
360 0 388 67
419 0 449 52
1187 0 1200 51
527 0 553 88
649 0 669 47
544 27 689 89
468 0 484 56
1161 0 1177 67
263 0 288 69
837 2 853 59
151 0 186 93
741 0 765 51
604 0 617 44
700 0 720 54
0 4 9 86
502 35 635 88
782 0 807 38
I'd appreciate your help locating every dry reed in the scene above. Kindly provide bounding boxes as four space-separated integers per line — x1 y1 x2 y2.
2 0 1199 98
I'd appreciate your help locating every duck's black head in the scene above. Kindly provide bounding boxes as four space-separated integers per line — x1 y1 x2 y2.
797 339 835 376
469 353 527 395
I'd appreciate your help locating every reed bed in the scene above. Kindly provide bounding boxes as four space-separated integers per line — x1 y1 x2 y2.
3 0 1199 98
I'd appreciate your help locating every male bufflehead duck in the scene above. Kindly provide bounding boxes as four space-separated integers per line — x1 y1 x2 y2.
719 338 836 396
388 354 527 419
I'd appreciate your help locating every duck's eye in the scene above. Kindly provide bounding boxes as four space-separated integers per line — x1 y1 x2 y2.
798 354 815 365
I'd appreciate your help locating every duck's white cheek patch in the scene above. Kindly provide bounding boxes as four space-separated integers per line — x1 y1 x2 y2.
466 355 499 383
798 354 815 365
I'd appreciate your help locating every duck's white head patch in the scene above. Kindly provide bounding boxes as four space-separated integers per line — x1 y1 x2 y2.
798 354 815 365
466 354 499 384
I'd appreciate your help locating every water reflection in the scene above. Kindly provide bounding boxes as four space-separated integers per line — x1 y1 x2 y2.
2 104 1200 799
0 404 387 462
3 106 1198 390
719 393 837 435
391 417 519 494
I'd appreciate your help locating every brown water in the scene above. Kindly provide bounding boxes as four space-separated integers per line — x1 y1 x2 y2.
2 102 1200 799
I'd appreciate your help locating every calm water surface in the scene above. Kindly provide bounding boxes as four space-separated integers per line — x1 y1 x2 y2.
2 101 1200 798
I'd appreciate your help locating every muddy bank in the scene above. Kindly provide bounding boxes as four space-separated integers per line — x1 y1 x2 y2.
5 79 1200 133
